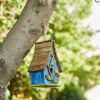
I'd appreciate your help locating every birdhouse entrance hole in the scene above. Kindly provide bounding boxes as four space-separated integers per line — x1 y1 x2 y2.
50 68 53 73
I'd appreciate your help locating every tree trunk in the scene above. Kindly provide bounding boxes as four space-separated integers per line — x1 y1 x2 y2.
0 0 56 99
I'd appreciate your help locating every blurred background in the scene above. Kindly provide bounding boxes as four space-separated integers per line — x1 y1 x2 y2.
0 0 100 100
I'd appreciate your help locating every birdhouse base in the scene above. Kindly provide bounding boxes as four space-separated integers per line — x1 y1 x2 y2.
30 84 59 88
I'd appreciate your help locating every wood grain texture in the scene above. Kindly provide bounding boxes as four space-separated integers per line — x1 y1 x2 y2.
28 40 62 72
0 87 6 100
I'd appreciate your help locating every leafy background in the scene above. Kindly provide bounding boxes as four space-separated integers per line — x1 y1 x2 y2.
0 0 100 100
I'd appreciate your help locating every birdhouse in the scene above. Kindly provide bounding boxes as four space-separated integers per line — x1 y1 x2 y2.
28 40 62 87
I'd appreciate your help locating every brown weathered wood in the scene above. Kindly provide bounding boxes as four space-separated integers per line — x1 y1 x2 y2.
35 41 52 49
35 48 51 54
32 52 49 61
28 64 46 71
31 60 48 67
35 40 52 44
28 40 62 72
29 52 49 71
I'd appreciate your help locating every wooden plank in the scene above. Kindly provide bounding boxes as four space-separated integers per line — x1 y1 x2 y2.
32 52 49 62
35 40 52 44
32 56 48 62
35 42 52 49
30 61 47 66
52 41 62 72
35 48 51 54
28 64 46 71
30 52 49 68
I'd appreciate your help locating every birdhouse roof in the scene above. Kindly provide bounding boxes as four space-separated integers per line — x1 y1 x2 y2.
28 40 62 72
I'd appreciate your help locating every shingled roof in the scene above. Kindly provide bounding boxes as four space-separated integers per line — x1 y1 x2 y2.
28 40 62 72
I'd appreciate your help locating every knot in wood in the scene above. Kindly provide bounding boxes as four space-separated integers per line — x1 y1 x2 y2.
0 59 5 66
35 10 40 14
40 23 48 35
0 87 6 100
52 0 56 7
0 44 2 48
38 0 48 6
29 29 41 35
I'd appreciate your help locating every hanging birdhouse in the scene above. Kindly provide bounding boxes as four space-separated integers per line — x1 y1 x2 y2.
28 40 62 87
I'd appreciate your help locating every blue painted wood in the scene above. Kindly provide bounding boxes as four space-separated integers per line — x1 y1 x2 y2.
51 64 59 79
46 54 59 83
47 54 52 66
29 71 45 84
44 67 52 84
29 53 60 85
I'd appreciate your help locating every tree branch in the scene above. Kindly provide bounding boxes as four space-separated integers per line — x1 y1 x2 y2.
0 87 6 100
0 0 56 99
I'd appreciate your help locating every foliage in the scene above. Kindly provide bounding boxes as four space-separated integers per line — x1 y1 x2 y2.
46 84 86 100
48 0 95 91
0 0 100 100
0 0 26 33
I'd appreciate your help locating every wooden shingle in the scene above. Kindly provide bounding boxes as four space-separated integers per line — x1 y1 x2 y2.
28 40 62 72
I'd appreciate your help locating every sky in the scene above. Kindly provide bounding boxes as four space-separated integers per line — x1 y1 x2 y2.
82 0 100 57
83 1 100 100
83 0 100 31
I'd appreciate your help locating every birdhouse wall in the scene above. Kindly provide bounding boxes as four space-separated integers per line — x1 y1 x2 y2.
29 71 45 84
51 64 59 78
46 54 60 83
44 67 52 84
47 54 52 66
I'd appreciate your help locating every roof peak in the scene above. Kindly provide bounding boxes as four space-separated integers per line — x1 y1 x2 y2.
28 40 62 72
35 40 55 44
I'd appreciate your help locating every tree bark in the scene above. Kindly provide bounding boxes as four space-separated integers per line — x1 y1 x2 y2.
0 0 56 99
